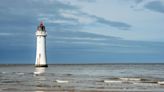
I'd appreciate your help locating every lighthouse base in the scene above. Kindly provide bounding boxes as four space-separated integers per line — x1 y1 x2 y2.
35 64 48 67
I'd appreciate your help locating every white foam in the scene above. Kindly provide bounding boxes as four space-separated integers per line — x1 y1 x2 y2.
120 78 141 81
16 72 24 75
55 80 69 83
158 81 164 85
34 71 42 75
132 82 158 86
104 80 122 83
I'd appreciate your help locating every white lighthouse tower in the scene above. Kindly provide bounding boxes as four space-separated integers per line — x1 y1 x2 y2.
35 22 48 67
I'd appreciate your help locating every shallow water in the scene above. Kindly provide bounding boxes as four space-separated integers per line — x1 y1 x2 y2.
0 64 164 92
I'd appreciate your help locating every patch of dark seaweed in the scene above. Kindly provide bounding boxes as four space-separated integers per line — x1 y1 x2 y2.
1 80 20 83
2 88 19 91
140 78 158 84
140 78 150 81
63 74 73 76
36 83 51 87
99 77 120 82
96 80 104 82
53 85 61 88
141 81 158 84
109 77 120 80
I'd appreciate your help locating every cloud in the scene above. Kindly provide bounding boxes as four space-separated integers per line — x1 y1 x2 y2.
48 30 121 43
0 0 79 26
144 1 164 13
77 0 96 3
51 9 131 30
60 10 95 24
46 29 164 55
129 0 164 13
47 31 164 60
29 0 132 31
134 0 143 4
0 0 81 47
94 16 131 30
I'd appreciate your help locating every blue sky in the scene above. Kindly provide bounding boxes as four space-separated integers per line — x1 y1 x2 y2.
0 0 164 64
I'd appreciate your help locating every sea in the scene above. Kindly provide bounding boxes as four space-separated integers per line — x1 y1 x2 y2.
0 64 164 92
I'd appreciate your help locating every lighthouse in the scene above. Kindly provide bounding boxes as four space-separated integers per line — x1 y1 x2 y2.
35 22 48 67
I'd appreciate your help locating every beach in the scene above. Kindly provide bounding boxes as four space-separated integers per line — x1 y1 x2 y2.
0 64 164 92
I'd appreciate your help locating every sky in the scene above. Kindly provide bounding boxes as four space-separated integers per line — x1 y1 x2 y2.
0 0 164 64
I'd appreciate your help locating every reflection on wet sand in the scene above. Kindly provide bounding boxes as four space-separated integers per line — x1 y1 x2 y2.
33 67 72 92
34 67 47 92
34 67 46 75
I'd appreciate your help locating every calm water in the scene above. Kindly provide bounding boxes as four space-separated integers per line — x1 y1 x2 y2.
0 64 164 92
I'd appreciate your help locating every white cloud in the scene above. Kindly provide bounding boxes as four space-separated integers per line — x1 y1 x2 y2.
53 37 106 41
60 10 96 24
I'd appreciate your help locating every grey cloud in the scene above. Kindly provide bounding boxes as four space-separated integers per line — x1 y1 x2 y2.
0 0 132 51
95 17 131 30
37 0 131 31
0 0 80 34
47 29 164 55
0 0 131 49
48 30 121 40
0 0 78 23
90 15 131 30
0 0 130 48
77 0 96 3
119 0 143 4
70 11 131 30
144 1 164 13
47 28 164 53
134 0 143 4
